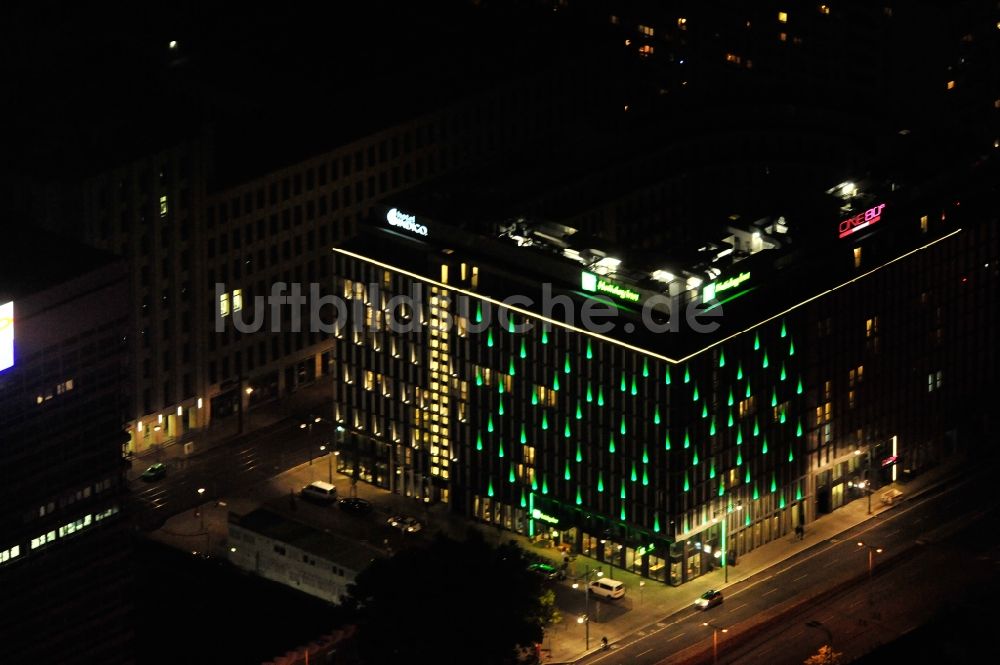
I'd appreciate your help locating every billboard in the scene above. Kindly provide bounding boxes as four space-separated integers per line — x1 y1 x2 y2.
0 301 13 372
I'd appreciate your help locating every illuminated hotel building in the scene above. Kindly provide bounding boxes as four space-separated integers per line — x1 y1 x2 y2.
0 230 132 661
330 160 998 586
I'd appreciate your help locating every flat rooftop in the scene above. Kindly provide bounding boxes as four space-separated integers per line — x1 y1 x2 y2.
0 227 120 303
231 508 383 573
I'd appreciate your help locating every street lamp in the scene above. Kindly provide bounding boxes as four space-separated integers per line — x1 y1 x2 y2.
639 580 646 606
856 541 883 579
319 444 334 484
571 566 603 650
702 622 728 665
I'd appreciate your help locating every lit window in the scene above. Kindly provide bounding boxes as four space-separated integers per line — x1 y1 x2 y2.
853 247 862 268
725 53 741 64
219 292 230 317
639 44 654 57
638 24 654 37
159 195 168 217
779 32 788 41
946 80 956 90
920 215 928 233
819 4 830 14
778 11 788 23
232 289 243 312
609 15 619 25
677 17 687 29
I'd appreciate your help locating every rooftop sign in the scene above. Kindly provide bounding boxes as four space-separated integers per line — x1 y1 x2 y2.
839 203 885 239
702 271 750 302
581 272 641 303
386 207 428 237
1 301 14 372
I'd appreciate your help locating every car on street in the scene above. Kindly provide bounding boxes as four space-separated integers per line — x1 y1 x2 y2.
588 578 626 599
695 589 724 609
139 462 167 482
387 515 423 533
338 497 373 515
300 480 338 504
527 562 566 581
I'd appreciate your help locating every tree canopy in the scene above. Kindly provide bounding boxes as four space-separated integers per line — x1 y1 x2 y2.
344 531 556 664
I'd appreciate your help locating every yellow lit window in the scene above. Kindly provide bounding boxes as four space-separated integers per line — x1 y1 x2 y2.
440 264 449 284
819 4 830 15
920 215 928 233
159 195 168 217
853 246 862 268
219 292 230 317
778 11 788 23
639 44 654 57
638 24 654 37
677 17 687 29
779 32 788 41
471 266 479 289
946 80 956 90
232 289 243 312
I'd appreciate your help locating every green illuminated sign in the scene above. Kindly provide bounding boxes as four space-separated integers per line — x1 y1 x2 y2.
702 271 750 302
531 508 559 525
581 272 641 303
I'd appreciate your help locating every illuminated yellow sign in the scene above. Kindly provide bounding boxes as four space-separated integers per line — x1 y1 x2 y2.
0 301 13 372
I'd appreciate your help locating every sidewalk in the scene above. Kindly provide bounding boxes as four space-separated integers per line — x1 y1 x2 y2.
532 454 966 663
127 376 335 480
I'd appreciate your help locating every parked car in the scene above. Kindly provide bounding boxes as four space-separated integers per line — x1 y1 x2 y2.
338 497 373 515
527 562 566 581
695 589 724 610
387 515 423 533
140 462 167 482
588 578 626 599
300 480 338 504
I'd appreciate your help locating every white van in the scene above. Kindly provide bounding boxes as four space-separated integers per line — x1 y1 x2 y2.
300 480 337 504
589 578 625 599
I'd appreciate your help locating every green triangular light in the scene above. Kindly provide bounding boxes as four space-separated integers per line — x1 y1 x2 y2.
745 513 752 527
642 466 649 486
664 432 671 451
643 358 649 378
693 384 699 401
576 443 582 463
597 386 605 407
737 428 743 445
553 372 560 391
631 463 638 483
789 339 795 356
541 327 549 344
620 372 627 392
576 403 583 420
476 368 483 386
531 387 538 405
781 321 787 338
609 434 616 454
654 514 661 533
684 430 691 449
745 383 751 399
586 340 593 360
620 505 626 521
737 450 743 466
728 411 734 427
541 412 548 430
728 389 734 406
763 350 769 369
745 468 751 484
710 418 717 436
642 446 649 464
564 420 571 438
654 405 661 425
475 303 483 323
770 475 777 493
508 316 515 334
509 466 515 483
780 411 787 424
498 379 505 395
693 450 699 466
564 353 571 374
779 492 785 509
476 432 483 451
586 383 593 403
520 340 527 360
771 390 777 407
702 403 708 418
487 329 494 348
719 349 726 368
796 484 803 501
796 419 803 437
520 425 527 445
754 332 760 351
753 484 759 500
488 480 494 497
542 475 548 494
762 437 768 455
719 482 725 497
780 363 787 381
488 415 494 433
620 417 627 435
737 362 744 381
498 440 504 458
576 487 582 505
665 367 671 385
498 398 504 416
564 461 571 481
520 489 527 507
788 446 794 462
753 419 760 436
631 377 638 396
709 460 716 479
684 473 690 492
684 366 691 383
797 377 803 395
597 472 604 493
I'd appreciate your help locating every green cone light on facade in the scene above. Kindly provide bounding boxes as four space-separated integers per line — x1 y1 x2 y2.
631 463 637 482
737 450 743 466
620 372 627 392
643 358 650 377
737 362 744 381
642 446 649 464
789 339 795 356
796 483 803 501
541 327 548 344
564 420 571 438
654 405 661 424
693 450 699 466
643 466 649 486
609 433 616 454
586 340 593 360
664 431 671 450
587 383 593 403
498 439 504 458
693 383 699 401
665 366 671 385
498 398 504 416
737 428 743 445
620 504 626 521
520 489 526 507
597 471 604 493
709 459 715 479
531 476 538 491
541 412 548 430
719 349 726 368
576 487 582 505
745 468 751 484
508 315 515 334
476 368 483 386
780 411 787 424
762 437 768 455
753 419 760 436
763 350 769 369
553 372 560 391
476 432 483 451
498 379 504 395
728 411 734 427
771 475 777 493
745 383 751 399
654 514 661 533
488 479 494 497
781 321 787 338
475 303 483 324
542 475 548 494
520 339 527 360
597 386 605 407
710 418 716 436
520 425 527 444
797 419 803 437
719 481 725 497
788 446 794 462
620 417 627 435
754 332 760 350
797 377 803 395
728 389 734 406
771 389 777 407
576 443 582 463
487 329 494 348
576 402 583 420
702 403 708 418
684 366 690 383
779 492 786 509
488 415 494 433
564 353 571 374
620 483 626 500
631 377 638 396
753 483 759 500
564 461 571 481
684 472 690 492
684 429 690 449
509 467 515 483
531 387 538 405
780 363 787 381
